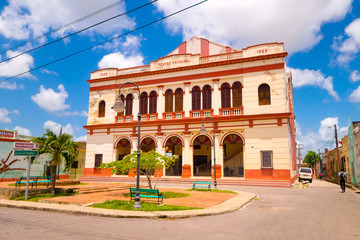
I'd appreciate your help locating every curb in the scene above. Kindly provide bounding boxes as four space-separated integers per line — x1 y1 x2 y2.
0 191 256 219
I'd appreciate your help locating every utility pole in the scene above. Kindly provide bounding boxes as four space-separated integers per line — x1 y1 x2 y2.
334 124 341 182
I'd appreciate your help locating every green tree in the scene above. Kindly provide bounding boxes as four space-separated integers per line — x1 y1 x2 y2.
32 129 78 196
303 151 319 168
100 150 178 189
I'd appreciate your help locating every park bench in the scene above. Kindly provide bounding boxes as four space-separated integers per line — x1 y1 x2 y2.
15 176 53 188
192 181 212 191
15 176 38 188
129 187 164 204
35 176 52 187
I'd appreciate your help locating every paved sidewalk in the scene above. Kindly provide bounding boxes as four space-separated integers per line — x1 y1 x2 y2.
0 183 256 218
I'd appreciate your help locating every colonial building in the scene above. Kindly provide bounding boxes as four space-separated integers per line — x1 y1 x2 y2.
84 37 297 187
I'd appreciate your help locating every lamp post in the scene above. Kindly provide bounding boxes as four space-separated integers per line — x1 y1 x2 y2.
112 82 142 209
199 116 217 189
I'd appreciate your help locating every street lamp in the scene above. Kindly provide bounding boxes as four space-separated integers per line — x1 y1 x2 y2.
112 82 142 209
199 116 217 189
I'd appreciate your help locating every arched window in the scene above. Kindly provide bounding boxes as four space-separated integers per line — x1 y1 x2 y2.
125 94 133 116
202 85 212 109
192 86 201 110
258 84 271 105
232 82 242 107
165 89 173 112
221 83 230 108
117 94 125 116
149 91 157 114
98 100 105 118
140 92 148 114
175 88 183 112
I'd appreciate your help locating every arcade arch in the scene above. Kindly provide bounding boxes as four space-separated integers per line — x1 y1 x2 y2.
193 135 212 176
223 134 244 177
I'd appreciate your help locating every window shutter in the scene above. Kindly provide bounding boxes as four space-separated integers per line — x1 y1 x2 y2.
261 151 273 168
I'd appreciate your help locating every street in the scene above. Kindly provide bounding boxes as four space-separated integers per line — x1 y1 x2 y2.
0 180 359 240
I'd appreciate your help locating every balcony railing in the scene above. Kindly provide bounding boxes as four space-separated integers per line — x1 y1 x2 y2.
219 107 244 116
163 111 185 120
190 109 214 118
115 107 243 123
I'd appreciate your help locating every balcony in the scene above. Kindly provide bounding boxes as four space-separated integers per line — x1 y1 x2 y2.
219 107 244 116
115 107 243 124
163 111 185 120
190 109 214 118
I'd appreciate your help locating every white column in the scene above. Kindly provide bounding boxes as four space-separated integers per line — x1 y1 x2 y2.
158 86 164 119
230 86 233 107
133 95 139 119
184 83 191 117
212 79 220 115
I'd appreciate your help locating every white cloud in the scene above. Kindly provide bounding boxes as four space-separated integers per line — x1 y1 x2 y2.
0 108 19 123
31 84 88 116
288 67 339 100
98 52 144 69
0 0 135 41
155 0 352 54
333 18 360 65
13 126 31 136
349 85 360 102
40 69 58 76
0 50 34 78
296 117 347 155
31 84 70 112
74 135 87 142
0 108 11 123
350 70 360 82
43 120 74 136
0 81 24 89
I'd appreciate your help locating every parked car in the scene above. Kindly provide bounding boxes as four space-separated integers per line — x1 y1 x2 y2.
299 167 313 183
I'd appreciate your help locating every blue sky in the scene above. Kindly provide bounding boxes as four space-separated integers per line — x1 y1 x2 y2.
0 0 359 156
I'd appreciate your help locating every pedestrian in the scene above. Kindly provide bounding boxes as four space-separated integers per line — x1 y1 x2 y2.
319 172 322 180
338 169 347 193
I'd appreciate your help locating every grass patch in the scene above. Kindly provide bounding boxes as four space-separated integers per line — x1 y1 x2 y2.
186 189 237 194
124 191 190 198
91 200 201 211
11 192 77 202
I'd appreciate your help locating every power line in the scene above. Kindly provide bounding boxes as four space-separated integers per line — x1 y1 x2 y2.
0 0 125 55
0 0 157 64
0 0 208 83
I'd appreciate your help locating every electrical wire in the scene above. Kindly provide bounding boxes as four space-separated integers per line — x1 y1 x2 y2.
0 0 208 83
0 0 157 64
0 0 125 55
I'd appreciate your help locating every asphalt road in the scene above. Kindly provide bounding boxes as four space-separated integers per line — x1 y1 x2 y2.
1 180 359 240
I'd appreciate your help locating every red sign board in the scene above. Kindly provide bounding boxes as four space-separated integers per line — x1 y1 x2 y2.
14 142 38 149
0 129 15 139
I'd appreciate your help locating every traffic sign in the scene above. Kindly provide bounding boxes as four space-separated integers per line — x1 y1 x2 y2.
14 150 38 156
14 142 38 149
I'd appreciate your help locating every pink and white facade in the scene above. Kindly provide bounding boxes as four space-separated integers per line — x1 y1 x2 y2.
84 37 297 186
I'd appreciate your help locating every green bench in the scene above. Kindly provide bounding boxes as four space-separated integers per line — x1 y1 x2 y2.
15 176 52 188
192 181 212 191
129 188 163 204
35 176 52 187
15 176 38 188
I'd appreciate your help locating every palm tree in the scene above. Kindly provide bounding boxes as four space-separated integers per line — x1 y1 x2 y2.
32 129 78 196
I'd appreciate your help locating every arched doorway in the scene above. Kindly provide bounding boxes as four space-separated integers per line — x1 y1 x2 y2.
223 134 244 177
165 136 182 176
193 135 212 176
140 137 155 152
116 138 131 175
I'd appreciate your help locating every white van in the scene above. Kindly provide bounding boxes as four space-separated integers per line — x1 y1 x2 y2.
299 167 313 183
